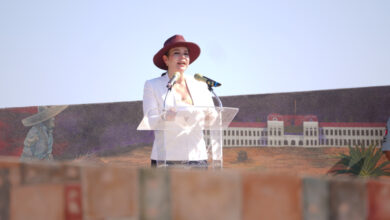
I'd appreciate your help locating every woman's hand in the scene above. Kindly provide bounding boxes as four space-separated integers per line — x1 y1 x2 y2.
204 108 218 127
163 108 177 121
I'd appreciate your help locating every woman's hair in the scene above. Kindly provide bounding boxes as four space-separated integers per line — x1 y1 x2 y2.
164 47 190 57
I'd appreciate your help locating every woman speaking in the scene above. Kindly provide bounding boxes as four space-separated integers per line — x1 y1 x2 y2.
142 35 215 168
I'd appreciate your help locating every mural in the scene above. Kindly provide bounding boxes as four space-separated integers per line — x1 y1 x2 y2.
20 105 68 161
215 114 386 148
0 86 389 173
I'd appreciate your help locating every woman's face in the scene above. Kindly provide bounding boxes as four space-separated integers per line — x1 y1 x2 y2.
163 47 190 73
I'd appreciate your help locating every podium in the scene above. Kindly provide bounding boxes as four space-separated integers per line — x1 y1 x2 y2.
137 106 239 168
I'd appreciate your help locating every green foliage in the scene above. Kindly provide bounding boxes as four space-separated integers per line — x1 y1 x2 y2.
330 145 390 177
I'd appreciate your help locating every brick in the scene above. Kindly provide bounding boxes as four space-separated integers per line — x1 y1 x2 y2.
65 184 82 220
10 184 65 220
302 177 329 220
170 169 241 220
329 177 367 220
367 179 390 220
8 166 21 186
20 162 60 185
82 166 138 219
64 164 81 182
20 162 79 185
242 172 302 220
0 156 20 168
0 168 11 220
139 168 171 220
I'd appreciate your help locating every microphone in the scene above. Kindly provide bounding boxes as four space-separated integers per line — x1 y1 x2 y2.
167 72 180 89
194 73 221 87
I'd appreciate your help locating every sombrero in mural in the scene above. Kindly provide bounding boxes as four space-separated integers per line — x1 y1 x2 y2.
21 105 68 127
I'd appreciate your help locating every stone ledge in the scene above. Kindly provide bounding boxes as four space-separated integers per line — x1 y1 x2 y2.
0 158 389 220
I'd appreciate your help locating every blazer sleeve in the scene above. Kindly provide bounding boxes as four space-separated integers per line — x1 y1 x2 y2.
142 80 162 129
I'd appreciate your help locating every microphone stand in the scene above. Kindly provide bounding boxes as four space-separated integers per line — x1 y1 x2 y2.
163 86 172 113
160 73 174 168
208 85 223 108
207 85 223 169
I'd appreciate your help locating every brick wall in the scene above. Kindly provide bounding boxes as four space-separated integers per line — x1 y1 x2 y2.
0 157 389 220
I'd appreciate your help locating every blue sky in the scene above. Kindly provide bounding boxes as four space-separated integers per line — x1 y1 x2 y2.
0 0 389 108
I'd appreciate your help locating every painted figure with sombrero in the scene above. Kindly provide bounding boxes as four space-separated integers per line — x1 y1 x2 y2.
20 105 68 161
143 34 215 167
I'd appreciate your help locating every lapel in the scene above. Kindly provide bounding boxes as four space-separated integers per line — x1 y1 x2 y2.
184 74 198 106
159 74 200 107
159 74 176 108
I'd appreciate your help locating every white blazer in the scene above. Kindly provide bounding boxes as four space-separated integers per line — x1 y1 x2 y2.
143 74 215 160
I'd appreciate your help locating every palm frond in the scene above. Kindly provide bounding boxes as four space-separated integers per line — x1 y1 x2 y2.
331 144 390 177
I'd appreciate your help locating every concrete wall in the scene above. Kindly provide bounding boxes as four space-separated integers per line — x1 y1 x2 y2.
0 158 389 220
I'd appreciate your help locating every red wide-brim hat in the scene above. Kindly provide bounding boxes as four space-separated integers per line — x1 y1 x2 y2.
153 35 201 70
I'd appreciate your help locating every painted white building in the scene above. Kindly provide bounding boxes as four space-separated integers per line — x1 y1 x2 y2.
319 122 385 147
205 113 386 147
